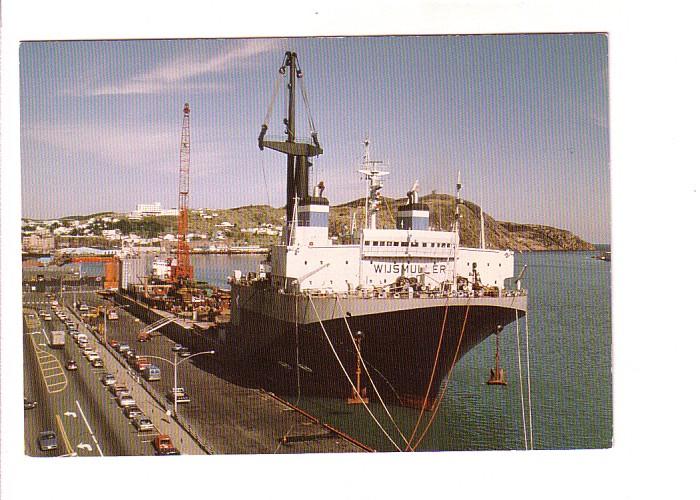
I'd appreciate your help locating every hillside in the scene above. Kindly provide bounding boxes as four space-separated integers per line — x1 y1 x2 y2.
329 193 595 251
48 195 594 251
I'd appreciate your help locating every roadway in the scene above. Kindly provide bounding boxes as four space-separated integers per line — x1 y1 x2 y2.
23 294 163 457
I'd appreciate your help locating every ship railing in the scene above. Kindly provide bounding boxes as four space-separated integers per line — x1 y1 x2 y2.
300 287 527 300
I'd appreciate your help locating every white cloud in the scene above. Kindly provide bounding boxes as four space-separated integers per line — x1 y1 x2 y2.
24 121 176 170
90 39 278 96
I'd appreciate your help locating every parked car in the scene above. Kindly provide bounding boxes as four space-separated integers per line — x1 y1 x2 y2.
38 430 58 451
108 339 120 348
153 434 180 455
178 350 191 358
117 394 136 408
65 360 78 371
24 397 37 410
131 416 154 432
110 383 128 396
101 373 116 386
123 406 142 419
172 344 183 352
117 343 131 353
91 358 104 368
166 388 191 404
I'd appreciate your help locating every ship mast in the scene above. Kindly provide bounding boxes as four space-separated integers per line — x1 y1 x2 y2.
359 138 388 230
258 51 322 244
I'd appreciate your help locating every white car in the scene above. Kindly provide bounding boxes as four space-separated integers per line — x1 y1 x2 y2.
83 348 97 357
117 394 136 407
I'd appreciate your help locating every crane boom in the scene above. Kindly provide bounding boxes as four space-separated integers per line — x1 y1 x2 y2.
173 102 193 282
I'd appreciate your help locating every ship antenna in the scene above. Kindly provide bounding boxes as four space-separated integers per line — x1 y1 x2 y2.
480 205 486 249
359 138 389 231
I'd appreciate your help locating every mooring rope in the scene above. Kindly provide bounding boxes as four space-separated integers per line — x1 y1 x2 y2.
411 300 472 450
524 311 534 448
338 300 410 447
275 294 304 454
308 296 403 451
405 294 452 451
515 313 529 450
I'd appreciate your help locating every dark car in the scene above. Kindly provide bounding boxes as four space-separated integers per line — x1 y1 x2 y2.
166 388 191 404
38 430 58 451
24 397 37 410
65 360 78 371
123 406 142 419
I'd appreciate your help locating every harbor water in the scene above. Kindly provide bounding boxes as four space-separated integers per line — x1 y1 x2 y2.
91 251 612 451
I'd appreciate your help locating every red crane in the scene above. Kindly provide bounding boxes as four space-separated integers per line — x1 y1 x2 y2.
173 102 193 283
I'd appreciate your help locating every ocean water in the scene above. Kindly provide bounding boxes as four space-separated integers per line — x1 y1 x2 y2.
191 251 612 452
99 251 613 451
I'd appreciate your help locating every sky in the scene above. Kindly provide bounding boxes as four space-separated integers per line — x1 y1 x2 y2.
20 34 610 243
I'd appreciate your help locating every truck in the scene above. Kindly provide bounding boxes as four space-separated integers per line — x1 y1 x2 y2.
49 330 66 349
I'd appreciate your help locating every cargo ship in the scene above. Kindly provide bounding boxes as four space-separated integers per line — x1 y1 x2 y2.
225 51 527 409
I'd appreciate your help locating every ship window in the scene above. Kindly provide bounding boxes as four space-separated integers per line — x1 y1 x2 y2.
364 241 369 246
320 261 324 265
373 241 378 246
431 242 435 247
346 260 348 265
393 241 399 246
380 241 385 246
411 242 418 247
487 263 490 266
499 263 501 267
422 242 427 247
401 242 408 247
304 261 307 265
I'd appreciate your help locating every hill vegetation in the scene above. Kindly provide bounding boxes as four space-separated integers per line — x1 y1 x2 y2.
59 194 594 251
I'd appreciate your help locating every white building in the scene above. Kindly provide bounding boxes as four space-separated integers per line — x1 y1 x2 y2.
136 202 162 216
102 229 122 240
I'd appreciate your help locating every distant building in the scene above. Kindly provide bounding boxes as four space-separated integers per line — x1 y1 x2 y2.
136 202 162 216
22 233 55 253
132 202 178 218
102 229 122 240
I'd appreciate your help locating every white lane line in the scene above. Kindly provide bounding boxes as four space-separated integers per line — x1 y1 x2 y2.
41 328 50 344
75 400 105 457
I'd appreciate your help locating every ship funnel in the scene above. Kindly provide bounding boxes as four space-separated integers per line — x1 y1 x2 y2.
398 181 429 231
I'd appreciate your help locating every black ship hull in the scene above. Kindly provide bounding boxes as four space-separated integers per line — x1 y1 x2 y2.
116 289 526 409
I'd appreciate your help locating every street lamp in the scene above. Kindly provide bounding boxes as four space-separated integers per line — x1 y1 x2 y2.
138 350 215 416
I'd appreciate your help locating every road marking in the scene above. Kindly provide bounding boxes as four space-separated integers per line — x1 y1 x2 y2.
30 336 68 394
55 414 75 457
75 400 104 457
